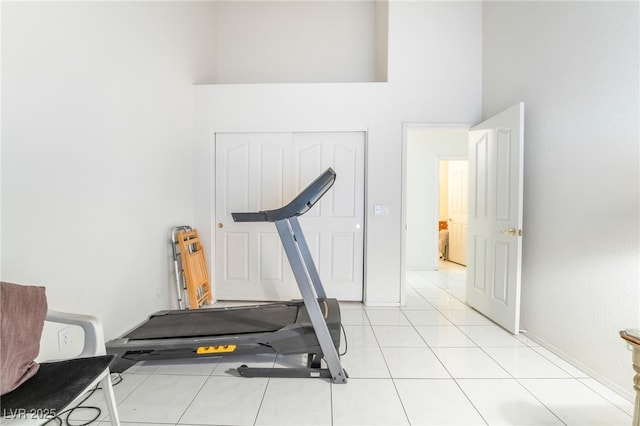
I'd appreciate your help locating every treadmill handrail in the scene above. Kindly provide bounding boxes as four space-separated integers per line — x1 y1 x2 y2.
232 167 336 223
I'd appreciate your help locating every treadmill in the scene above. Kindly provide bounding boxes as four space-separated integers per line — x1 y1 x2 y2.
106 168 348 383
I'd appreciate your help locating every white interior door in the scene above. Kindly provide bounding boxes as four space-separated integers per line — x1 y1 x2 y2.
466 103 524 334
215 132 365 301
293 132 365 301
215 133 295 300
447 160 468 265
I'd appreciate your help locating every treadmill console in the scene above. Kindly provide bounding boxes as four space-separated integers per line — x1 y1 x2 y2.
231 167 336 223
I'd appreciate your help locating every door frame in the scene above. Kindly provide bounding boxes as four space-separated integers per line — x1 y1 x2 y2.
210 127 369 302
400 123 471 305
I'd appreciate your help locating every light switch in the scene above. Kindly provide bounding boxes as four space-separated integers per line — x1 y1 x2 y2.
373 204 389 216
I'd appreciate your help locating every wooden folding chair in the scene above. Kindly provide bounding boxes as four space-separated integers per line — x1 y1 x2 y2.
176 229 213 309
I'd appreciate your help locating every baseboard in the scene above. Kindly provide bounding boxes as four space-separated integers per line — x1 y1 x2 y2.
522 331 635 405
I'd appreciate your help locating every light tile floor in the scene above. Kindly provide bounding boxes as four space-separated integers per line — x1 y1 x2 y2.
77 261 633 425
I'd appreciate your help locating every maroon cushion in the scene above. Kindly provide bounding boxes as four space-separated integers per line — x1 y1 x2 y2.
0 282 48 395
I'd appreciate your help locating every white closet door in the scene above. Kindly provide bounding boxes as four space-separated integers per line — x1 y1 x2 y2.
294 132 365 301
214 132 295 300
214 131 365 301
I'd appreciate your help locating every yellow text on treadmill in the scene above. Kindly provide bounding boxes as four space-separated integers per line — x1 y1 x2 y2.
197 345 237 354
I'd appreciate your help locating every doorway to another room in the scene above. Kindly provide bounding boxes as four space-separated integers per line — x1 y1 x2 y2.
402 125 469 304
403 103 525 333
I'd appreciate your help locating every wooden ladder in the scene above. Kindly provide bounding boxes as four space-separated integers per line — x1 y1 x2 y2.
176 229 212 309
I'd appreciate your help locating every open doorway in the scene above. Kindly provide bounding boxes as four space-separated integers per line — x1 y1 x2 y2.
403 125 468 267
401 125 468 304
403 104 525 332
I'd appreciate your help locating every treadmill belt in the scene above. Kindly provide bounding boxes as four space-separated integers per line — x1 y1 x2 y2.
124 305 299 340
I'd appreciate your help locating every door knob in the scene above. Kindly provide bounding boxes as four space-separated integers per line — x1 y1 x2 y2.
217 223 224 229
500 228 522 236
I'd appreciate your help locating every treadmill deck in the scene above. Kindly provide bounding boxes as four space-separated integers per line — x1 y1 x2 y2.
106 299 342 373
124 303 299 340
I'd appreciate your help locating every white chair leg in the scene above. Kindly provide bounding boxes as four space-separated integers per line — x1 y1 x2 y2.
100 372 120 426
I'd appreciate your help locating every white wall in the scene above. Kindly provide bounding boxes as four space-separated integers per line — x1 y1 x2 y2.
483 1 639 396
1 0 482 353
194 1 483 305
1 2 217 346
388 1 482 122
215 0 384 83
405 128 467 270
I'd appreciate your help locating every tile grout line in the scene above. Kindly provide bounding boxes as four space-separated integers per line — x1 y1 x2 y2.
407 271 490 425
175 373 211 426
412 269 569 426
